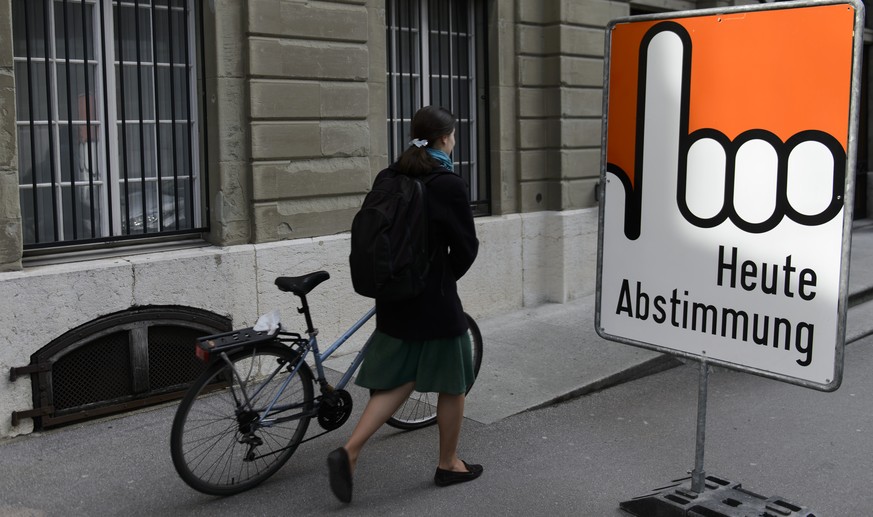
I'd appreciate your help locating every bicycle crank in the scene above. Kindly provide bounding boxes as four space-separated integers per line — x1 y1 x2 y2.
317 389 353 431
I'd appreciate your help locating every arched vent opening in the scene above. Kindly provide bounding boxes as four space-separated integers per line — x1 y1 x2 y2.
13 306 231 430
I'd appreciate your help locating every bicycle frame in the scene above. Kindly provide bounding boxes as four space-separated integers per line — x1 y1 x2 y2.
312 306 377 389
251 306 376 423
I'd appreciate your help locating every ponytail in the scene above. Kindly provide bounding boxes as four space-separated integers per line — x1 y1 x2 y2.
396 106 456 176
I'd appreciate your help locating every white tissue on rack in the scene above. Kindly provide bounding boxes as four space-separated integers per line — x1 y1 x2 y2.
253 309 281 335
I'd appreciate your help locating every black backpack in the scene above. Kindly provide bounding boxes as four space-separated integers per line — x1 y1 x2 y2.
349 169 438 301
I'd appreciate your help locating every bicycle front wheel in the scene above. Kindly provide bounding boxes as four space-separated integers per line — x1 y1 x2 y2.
385 313 484 430
170 343 314 496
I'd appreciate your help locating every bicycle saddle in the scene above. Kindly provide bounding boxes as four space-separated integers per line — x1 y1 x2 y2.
275 271 331 296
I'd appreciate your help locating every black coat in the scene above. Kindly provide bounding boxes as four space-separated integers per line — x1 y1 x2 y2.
374 164 479 340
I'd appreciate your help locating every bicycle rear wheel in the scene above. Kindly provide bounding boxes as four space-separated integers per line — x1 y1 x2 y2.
170 343 314 496
385 313 483 430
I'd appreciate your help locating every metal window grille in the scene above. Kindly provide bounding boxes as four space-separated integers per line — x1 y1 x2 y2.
386 0 491 216
11 0 208 249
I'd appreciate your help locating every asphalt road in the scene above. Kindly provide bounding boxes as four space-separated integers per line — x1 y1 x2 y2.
2 337 872 516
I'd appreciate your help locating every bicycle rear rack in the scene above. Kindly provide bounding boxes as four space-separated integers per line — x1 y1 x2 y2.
195 327 303 361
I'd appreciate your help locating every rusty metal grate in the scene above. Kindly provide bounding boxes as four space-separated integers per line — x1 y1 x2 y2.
52 331 132 411
148 326 209 391
11 306 231 430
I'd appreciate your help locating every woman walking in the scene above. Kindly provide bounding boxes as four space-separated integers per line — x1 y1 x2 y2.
328 106 481 503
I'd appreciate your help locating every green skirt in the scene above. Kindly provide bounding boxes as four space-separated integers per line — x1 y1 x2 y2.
355 330 475 395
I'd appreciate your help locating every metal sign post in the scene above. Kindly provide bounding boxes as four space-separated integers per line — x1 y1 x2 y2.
690 359 708 494
595 0 864 514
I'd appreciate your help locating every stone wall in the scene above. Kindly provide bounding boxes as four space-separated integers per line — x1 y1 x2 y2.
0 0 21 272
246 0 383 242
204 0 253 245
515 0 627 213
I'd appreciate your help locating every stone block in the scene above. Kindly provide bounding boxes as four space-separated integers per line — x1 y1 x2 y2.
0 167 20 219
518 25 560 55
459 214 524 317
251 80 368 120
253 197 361 241
521 211 564 304
248 0 368 43
561 118 602 148
518 87 561 118
518 55 559 87
321 121 369 157
520 150 559 181
519 180 562 212
493 9 517 88
322 83 369 119
562 208 600 299
214 77 248 162
561 25 605 57
492 86 518 150
0 219 22 271
214 160 251 223
520 209 598 305
250 80 321 119
250 121 321 160
565 0 629 28
366 5 387 84
634 0 697 13
211 0 246 79
206 217 250 247
560 148 602 179
0 1 11 68
249 38 369 81
519 118 560 149
251 157 371 201
518 0 560 24
366 82 387 165
562 87 603 117
0 69 16 170
490 149 519 215
561 57 605 87
129 246 259 324
563 177 601 209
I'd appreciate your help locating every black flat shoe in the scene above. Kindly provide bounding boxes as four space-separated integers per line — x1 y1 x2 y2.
327 447 353 503
434 460 484 487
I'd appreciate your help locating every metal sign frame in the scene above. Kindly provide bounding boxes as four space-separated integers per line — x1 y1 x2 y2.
595 0 865 392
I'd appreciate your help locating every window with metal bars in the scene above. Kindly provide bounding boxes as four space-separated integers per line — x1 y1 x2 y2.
386 0 491 216
11 0 207 250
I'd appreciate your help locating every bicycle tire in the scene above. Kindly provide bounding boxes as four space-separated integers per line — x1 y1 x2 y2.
384 312 484 430
170 343 314 496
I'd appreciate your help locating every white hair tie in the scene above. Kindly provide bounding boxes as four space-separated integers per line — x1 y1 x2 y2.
410 138 428 148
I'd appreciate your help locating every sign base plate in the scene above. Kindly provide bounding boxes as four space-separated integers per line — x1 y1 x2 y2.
620 474 816 516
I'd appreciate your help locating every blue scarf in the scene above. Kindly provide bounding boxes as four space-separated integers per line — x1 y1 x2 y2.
426 148 454 172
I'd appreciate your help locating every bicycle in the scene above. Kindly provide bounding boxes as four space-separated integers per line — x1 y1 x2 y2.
169 270 484 496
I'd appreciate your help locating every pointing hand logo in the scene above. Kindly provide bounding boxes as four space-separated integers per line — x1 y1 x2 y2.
607 21 847 241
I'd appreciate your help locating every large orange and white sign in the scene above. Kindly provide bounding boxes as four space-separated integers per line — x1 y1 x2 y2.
596 0 864 390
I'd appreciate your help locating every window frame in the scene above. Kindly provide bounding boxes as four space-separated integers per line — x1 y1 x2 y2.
12 0 209 252
385 0 491 216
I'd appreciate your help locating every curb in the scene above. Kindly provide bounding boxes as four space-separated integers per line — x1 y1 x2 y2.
528 353 682 412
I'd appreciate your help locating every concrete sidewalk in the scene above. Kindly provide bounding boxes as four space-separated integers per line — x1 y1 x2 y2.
464 219 873 425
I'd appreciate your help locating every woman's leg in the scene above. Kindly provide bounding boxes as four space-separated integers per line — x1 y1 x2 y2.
436 392 468 471
343 381 416 470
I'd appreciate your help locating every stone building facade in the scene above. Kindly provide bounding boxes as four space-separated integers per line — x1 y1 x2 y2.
0 0 868 437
